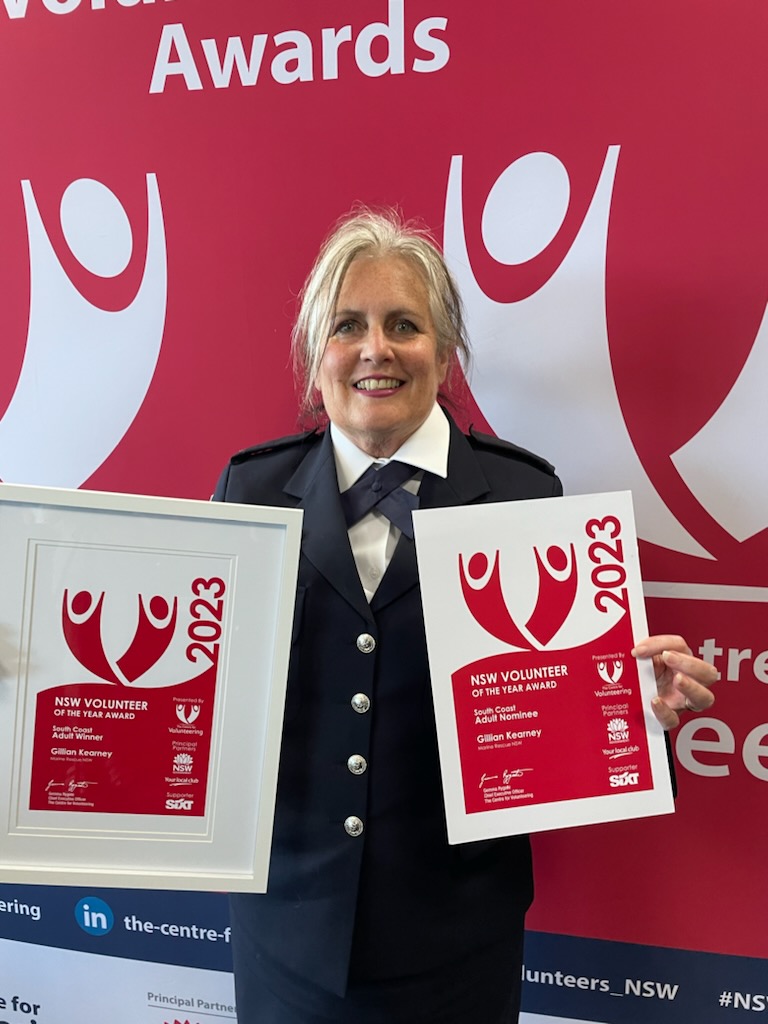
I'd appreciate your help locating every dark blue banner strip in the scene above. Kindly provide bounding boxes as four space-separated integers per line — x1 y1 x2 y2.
522 931 768 1023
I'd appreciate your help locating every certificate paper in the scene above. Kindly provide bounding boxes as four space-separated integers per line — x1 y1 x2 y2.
0 484 301 890
413 492 674 844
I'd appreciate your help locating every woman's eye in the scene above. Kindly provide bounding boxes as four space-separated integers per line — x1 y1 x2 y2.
334 319 357 335
394 319 417 334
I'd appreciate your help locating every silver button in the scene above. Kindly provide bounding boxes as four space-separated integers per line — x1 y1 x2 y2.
344 815 364 837
347 754 368 775
351 692 371 714
356 633 376 654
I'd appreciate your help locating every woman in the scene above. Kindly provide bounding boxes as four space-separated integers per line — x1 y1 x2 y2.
214 209 716 1023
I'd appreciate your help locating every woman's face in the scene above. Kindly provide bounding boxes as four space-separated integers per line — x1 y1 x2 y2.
315 255 450 458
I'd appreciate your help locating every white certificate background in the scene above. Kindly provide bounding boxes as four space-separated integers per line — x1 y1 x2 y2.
413 490 674 843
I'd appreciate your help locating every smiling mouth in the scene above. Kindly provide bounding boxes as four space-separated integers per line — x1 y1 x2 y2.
354 379 403 391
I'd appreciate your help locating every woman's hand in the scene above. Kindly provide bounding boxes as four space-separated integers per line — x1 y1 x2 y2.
632 635 717 730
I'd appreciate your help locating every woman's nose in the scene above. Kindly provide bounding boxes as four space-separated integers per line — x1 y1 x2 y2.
361 323 393 360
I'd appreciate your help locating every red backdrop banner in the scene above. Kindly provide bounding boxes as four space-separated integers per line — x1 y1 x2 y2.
2 0 767 995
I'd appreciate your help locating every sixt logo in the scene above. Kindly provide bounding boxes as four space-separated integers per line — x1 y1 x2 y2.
609 771 640 788
166 797 194 811
459 544 577 650
62 588 178 685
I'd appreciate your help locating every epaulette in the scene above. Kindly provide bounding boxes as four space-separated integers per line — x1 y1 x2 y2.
468 425 556 476
230 429 320 465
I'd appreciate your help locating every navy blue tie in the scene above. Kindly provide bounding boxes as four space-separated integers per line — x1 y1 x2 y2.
340 461 419 539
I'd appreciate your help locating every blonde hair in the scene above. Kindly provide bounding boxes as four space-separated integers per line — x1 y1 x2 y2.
292 207 471 412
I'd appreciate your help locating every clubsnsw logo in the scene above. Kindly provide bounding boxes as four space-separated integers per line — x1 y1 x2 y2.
3 0 173 17
149 1 450 94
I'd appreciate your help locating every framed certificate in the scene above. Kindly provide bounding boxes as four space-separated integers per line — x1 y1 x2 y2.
0 484 302 891
413 491 674 844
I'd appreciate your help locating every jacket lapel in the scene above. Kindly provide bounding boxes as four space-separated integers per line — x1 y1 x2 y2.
284 431 374 625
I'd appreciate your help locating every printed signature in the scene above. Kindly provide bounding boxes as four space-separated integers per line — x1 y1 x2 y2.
46 779 97 793
479 768 533 788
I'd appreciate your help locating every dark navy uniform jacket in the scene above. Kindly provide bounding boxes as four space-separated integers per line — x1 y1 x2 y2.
214 412 562 1000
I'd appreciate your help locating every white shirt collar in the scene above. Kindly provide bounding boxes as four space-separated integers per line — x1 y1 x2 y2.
330 403 450 493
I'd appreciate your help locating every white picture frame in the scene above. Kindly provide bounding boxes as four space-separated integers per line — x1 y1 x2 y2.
0 484 302 891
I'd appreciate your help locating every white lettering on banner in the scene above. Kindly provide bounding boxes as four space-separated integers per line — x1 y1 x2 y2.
3 0 173 17
698 637 768 683
413 16 449 71
624 979 679 1000
522 967 610 992
0 898 42 921
127 920 232 943
322 25 353 80
202 34 267 89
676 717 768 781
149 2 450 94
2 0 28 16
43 0 80 11
272 31 314 84
732 994 768 1010
355 0 405 76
